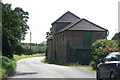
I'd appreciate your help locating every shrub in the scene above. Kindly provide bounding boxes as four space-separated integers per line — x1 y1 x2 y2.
91 39 119 69
0 56 16 79
0 68 5 79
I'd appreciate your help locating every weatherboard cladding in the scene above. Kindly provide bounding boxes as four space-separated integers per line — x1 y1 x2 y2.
47 11 108 63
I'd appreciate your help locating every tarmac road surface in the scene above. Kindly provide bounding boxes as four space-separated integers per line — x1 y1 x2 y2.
11 56 96 78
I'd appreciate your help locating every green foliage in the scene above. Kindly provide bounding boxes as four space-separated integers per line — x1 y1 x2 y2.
10 43 26 55
0 56 16 79
46 28 52 39
31 46 47 53
91 39 119 69
21 43 47 55
0 68 5 79
86 67 96 71
2 2 29 58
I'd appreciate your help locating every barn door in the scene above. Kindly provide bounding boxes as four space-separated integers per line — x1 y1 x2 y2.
83 31 91 46
75 49 92 65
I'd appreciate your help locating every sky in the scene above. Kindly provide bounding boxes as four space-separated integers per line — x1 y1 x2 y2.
2 0 119 43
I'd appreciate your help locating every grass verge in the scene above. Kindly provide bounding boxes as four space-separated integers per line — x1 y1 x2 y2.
42 58 90 67
14 53 45 61
86 67 96 71
42 58 96 72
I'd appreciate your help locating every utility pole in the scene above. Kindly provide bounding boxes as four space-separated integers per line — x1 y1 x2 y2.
30 31 32 54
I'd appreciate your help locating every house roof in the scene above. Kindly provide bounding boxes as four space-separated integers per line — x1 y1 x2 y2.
52 11 108 34
112 32 120 40
57 18 108 33
51 11 81 25
57 19 80 33
68 19 108 31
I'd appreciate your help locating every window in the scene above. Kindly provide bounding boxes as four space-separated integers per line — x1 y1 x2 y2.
62 35 64 41
104 54 118 62
110 55 118 61
104 54 113 62
117 55 120 61
59 35 64 41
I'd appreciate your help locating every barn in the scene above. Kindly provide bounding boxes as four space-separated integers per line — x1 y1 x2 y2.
46 11 108 64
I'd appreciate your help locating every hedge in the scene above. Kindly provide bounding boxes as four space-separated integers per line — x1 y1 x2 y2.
90 39 119 69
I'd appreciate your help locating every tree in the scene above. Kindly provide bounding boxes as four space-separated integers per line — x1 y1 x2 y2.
46 28 52 39
2 2 29 58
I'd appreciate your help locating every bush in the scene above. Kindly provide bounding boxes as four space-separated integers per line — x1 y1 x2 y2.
0 69 6 79
0 56 16 79
91 39 119 69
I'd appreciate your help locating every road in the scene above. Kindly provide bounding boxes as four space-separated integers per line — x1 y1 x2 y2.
11 56 96 78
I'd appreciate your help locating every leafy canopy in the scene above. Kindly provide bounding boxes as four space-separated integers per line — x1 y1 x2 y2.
2 2 29 58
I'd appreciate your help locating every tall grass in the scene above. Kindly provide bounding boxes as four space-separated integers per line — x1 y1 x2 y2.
0 56 16 79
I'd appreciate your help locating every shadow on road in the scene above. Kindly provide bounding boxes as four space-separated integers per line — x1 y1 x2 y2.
15 71 38 76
